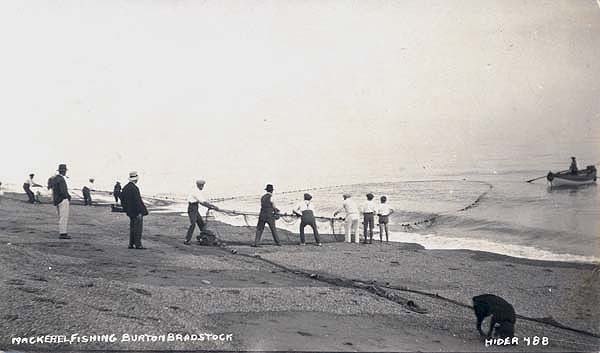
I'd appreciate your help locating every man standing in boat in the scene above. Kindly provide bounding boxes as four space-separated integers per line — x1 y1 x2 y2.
569 157 578 174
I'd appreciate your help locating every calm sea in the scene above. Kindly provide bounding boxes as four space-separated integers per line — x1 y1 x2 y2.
3 119 599 264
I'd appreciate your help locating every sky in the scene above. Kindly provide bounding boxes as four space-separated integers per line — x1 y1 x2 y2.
1 0 599 196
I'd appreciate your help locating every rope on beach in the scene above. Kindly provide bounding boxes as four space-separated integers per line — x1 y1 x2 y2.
230 248 600 339
339 279 600 339
225 250 430 314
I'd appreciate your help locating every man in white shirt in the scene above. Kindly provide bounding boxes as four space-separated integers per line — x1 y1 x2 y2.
293 193 322 246
184 179 220 245
333 193 360 243
23 173 42 203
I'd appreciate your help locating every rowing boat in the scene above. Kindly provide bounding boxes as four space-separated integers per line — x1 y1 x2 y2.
547 166 597 187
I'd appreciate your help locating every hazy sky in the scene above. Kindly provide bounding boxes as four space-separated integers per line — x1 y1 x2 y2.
1 1 599 195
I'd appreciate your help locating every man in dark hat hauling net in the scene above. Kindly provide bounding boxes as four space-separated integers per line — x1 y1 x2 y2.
252 184 281 247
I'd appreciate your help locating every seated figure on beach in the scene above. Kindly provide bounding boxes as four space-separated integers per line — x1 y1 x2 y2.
184 179 220 245
293 193 322 246
362 193 377 244
82 178 95 206
253 184 282 247
333 193 360 243
569 156 578 174
377 196 394 243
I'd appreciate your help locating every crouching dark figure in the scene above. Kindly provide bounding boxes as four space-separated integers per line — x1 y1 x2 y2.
472 294 516 339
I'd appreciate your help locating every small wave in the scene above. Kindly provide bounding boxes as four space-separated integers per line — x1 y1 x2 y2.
388 231 599 264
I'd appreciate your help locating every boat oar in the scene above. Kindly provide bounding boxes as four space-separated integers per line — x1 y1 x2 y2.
526 175 547 183
526 169 568 183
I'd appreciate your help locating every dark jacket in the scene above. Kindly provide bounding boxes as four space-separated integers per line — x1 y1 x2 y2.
113 183 122 197
120 182 148 218
52 174 71 206
259 193 279 219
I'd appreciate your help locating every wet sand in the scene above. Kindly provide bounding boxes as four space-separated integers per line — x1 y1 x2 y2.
0 193 598 352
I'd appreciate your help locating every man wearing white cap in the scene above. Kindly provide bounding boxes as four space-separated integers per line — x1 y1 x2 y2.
184 179 221 245
120 171 148 249
333 193 360 243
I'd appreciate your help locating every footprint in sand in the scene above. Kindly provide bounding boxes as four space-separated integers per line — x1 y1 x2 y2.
6 279 25 286
297 331 313 337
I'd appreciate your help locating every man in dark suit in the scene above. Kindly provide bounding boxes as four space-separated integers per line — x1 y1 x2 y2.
253 184 281 247
120 171 148 249
52 164 72 239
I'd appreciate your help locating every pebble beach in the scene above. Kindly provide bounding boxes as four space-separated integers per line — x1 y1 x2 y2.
0 194 598 352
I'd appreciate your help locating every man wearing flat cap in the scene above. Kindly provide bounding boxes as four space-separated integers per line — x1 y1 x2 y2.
184 179 221 245
52 164 72 239
253 184 281 247
293 193 322 246
120 171 148 249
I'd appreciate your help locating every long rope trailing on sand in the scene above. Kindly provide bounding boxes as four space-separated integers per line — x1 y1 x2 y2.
210 241 600 340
